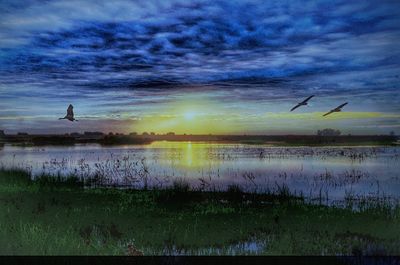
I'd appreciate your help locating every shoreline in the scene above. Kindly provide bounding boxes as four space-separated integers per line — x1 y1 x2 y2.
1 134 397 147
1 140 398 147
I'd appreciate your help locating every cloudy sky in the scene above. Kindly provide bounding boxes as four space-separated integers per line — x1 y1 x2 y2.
0 0 399 134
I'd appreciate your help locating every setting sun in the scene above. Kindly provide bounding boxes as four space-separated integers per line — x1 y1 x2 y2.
183 111 197 120
132 97 247 134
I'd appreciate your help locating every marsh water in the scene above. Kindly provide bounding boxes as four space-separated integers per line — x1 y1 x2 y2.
1 141 400 202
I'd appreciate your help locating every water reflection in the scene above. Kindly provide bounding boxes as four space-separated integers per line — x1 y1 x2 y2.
145 141 226 170
0 141 399 202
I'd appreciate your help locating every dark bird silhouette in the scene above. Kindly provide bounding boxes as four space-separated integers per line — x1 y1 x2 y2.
323 102 348 117
59 104 78 121
290 95 314 112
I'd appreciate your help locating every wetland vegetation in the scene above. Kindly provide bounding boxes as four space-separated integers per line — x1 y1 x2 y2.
1 142 399 255
1 168 399 255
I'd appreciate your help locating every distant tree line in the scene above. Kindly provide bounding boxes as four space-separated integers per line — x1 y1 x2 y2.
317 128 341 136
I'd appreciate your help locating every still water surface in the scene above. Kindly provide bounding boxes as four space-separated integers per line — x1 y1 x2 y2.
1 141 399 201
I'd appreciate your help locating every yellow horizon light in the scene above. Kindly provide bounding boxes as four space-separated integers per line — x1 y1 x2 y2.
183 111 197 120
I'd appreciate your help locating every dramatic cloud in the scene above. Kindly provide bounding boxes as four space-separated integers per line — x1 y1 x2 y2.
0 0 399 133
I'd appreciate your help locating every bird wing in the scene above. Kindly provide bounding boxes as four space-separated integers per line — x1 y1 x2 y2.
290 103 301 112
67 104 74 117
302 95 314 104
335 102 348 110
323 110 334 117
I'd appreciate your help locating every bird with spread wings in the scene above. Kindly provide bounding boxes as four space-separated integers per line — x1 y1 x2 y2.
323 102 348 117
290 95 315 112
59 104 78 121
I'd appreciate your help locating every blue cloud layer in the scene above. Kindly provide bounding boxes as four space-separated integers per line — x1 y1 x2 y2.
1 0 399 85
0 0 399 133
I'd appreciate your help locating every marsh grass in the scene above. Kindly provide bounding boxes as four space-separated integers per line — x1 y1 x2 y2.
33 173 85 189
0 168 399 255
0 168 31 185
2 145 399 205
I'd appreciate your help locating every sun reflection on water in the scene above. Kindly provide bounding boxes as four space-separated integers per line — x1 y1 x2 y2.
146 141 223 169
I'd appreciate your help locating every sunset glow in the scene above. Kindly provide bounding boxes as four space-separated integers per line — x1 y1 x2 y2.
0 0 399 135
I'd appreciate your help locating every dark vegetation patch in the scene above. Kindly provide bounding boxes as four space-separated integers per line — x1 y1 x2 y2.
0 169 399 255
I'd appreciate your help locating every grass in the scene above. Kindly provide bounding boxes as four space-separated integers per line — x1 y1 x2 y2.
0 169 399 255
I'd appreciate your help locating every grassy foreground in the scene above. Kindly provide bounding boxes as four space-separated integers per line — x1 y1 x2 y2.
0 169 399 255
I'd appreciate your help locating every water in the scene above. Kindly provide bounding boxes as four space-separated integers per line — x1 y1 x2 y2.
160 236 267 255
1 141 400 202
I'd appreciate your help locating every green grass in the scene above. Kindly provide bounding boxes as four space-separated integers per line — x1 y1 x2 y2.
0 169 399 255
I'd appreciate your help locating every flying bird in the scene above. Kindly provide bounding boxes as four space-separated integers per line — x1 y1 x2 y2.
59 104 78 121
323 102 348 117
290 95 315 112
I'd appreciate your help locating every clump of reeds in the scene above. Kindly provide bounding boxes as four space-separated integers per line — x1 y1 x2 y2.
33 173 84 189
226 184 244 202
155 178 197 204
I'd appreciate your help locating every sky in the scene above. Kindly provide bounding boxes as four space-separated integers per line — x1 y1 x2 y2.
0 0 399 135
